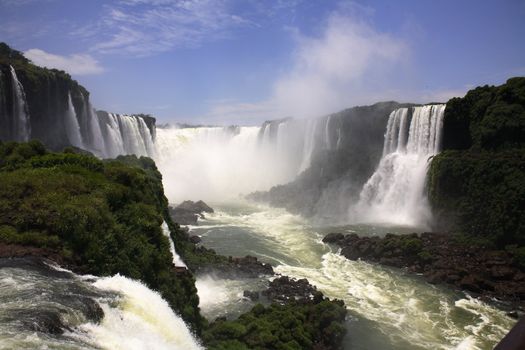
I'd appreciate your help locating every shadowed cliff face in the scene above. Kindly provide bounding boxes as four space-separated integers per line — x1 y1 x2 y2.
248 101 414 221
0 43 156 158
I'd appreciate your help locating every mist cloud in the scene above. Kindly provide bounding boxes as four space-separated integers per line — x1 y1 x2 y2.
272 13 407 118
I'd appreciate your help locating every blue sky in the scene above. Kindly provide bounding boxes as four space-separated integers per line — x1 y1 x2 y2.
1 0 524 125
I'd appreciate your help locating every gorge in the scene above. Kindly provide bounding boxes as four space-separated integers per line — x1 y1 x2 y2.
1 42 524 350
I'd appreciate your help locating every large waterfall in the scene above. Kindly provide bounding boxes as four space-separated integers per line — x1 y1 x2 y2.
97 112 156 158
351 104 446 228
0 66 156 158
155 115 339 203
8 65 30 142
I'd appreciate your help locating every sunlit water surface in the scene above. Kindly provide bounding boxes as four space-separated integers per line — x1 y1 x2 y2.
191 201 515 350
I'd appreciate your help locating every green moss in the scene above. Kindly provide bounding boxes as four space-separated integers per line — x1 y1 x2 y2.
203 300 347 350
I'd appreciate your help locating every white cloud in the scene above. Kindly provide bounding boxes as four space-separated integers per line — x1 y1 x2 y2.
271 12 407 118
24 49 104 75
76 0 255 56
202 9 409 124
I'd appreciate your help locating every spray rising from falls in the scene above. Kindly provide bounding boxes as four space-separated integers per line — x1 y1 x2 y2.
155 115 340 203
8 65 30 142
351 104 445 227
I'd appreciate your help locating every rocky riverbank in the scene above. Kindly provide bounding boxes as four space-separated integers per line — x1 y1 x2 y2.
203 275 347 350
323 232 525 315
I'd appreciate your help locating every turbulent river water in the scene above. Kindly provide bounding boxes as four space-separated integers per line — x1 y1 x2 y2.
192 201 515 350
0 258 203 350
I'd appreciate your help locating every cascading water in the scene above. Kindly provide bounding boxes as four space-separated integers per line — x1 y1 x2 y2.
161 221 187 268
351 104 446 228
0 258 202 350
8 65 30 142
81 94 106 157
97 112 156 158
0 67 156 158
64 92 85 148
155 115 340 203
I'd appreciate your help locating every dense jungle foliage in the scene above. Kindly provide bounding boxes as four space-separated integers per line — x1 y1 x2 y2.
0 140 205 332
429 77 525 253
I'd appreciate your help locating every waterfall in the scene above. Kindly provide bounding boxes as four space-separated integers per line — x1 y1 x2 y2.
351 104 446 227
298 115 335 172
0 258 202 350
161 221 187 268
96 112 156 158
9 65 30 142
64 92 84 148
79 93 106 157
155 116 343 203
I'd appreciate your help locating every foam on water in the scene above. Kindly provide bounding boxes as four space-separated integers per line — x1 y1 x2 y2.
191 203 515 350
77 275 202 350
195 275 264 320
0 260 202 350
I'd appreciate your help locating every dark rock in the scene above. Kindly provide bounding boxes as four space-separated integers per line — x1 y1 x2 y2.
169 200 214 225
20 310 69 335
195 255 274 278
491 266 515 280
327 231 525 311
189 235 202 244
168 207 198 225
323 233 344 243
243 290 259 301
263 276 319 304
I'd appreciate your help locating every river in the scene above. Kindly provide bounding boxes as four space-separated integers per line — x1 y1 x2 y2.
191 201 515 350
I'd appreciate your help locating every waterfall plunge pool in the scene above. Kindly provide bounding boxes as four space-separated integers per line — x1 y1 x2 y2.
191 202 515 350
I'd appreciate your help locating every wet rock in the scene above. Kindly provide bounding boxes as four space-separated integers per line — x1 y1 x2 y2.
177 200 214 214
325 232 525 311
491 266 515 280
195 254 274 278
189 235 202 244
169 200 214 225
243 290 259 301
262 276 320 304
323 232 344 243
20 310 69 335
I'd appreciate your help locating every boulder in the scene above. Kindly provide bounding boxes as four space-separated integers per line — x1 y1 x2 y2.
189 235 202 244
243 290 259 301
168 200 214 225
323 233 344 243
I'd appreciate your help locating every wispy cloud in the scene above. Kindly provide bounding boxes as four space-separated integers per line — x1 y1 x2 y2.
272 10 407 118
24 49 104 75
204 6 409 123
75 0 256 56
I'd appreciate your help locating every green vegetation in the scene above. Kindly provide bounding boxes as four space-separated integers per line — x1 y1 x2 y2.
0 140 204 332
203 300 347 350
0 141 349 347
428 77 525 253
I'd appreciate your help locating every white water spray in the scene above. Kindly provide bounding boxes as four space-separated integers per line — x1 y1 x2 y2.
77 275 203 350
351 105 445 227
65 92 84 148
8 65 30 142
161 221 187 268
155 116 340 203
